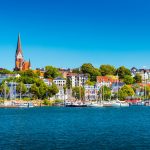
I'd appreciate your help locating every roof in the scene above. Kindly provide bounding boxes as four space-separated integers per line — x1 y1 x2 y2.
97 76 117 83
53 77 65 81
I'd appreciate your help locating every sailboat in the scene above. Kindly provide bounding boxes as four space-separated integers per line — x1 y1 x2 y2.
112 74 129 107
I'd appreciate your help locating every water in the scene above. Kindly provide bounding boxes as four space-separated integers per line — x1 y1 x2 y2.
0 107 150 150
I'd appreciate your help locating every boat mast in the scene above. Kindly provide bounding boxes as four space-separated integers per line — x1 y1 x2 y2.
117 74 119 101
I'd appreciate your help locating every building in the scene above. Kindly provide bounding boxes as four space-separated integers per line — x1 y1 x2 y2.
58 68 72 78
67 73 88 87
42 78 52 86
0 74 20 83
111 82 125 93
96 76 117 88
53 77 66 87
84 85 100 100
14 33 31 71
54 87 68 100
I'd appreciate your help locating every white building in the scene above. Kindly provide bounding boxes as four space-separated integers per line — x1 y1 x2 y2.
84 85 100 100
67 73 88 87
0 74 20 83
42 79 52 86
53 77 66 87
54 87 68 100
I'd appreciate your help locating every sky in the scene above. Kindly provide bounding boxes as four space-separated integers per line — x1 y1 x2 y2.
0 0 150 70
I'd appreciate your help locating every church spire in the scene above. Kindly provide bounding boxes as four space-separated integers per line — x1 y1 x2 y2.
16 33 23 56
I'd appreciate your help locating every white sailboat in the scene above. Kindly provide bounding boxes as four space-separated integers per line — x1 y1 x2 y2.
112 74 129 107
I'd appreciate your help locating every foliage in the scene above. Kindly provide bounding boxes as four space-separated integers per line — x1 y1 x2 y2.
118 85 135 100
134 73 142 83
123 75 134 85
81 63 101 81
20 69 39 78
44 66 61 79
99 65 116 76
116 66 131 79
85 80 95 86
38 83 48 99
99 86 111 100
0 69 13 74
0 83 10 98
29 84 39 99
54 99 64 103
16 82 27 94
43 99 53 106
72 86 85 100
47 83 59 98
72 68 81 74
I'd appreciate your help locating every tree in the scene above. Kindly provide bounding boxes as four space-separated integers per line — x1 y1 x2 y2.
0 69 13 74
123 75 134 85
72 86 85 100
44 66 60 79
99 86 111 100
85 80 95 86
38 83 48 99
116 66 131 79
81 63 100 81
134 73 142 83
99 65 116 76
16 82 27 95
20 69 38 78
0 83 9 99
118 85 135 100
47 83 59 98
29 84 39 99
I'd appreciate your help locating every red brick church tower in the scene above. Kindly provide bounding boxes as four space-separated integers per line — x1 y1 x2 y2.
14 33 31 71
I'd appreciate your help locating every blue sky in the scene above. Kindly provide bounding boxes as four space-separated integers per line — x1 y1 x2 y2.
0 0 150 70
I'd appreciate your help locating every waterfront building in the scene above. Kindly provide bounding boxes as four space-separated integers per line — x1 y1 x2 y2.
53 77 66 87
67 73 88 87
54 87 67 100
0 74 20 83
111 82 125 93
42 78 52 86
96 76 117 88
14 33 31 71
84 85 100 100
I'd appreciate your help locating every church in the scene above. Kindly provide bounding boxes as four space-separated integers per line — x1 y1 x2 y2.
14 34 31 71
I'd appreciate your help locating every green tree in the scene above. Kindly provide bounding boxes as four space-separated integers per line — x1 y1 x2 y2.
123 75 134 85
72 68 81 74
47 83 59 98
118 85 135 100
116 66 131 79
85 80 95 86
44 66 61 79
29 84 39 99
99 86 111 100
134 73 142 83
99 65 116 76
38 83 48 99
16 82 27 95
72 86 85 100
0 69 13 74
81 63 100 81
20 69 38 78
0 83 9 99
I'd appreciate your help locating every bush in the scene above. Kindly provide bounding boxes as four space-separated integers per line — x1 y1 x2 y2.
43 99 53 106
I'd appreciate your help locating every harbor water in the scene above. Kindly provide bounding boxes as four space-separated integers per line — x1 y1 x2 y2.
0 106 150 150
